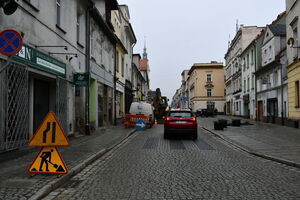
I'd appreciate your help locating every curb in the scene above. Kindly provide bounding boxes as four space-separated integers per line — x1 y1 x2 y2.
202 127 300 169
29 129 136 200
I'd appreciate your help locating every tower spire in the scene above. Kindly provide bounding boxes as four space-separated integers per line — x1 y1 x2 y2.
143 36 148 59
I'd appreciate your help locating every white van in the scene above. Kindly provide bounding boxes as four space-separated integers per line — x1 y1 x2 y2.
129 102 154 126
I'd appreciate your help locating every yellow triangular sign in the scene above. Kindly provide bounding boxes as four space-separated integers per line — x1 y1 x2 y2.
29 112 70 146
28 147 68 174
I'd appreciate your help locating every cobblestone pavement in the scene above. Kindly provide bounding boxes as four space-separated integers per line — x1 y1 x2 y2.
0 126 133 200
199 116 300 165
44 124 300 200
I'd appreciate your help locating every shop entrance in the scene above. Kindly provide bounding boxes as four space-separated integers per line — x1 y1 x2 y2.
33 79 50 132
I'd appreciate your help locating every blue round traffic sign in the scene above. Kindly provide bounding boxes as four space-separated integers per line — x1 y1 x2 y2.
136 120 146 130
0 29 23 56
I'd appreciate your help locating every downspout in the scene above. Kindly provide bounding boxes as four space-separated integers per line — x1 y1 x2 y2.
114 47 117 125
254 41 259 121
85 4 93 135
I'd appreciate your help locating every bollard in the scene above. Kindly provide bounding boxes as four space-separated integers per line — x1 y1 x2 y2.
214 121 224 130
218 119 227 128
232 119 241 127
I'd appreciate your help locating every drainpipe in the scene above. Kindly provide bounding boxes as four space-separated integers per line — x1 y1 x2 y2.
114 47 117 126
85 5 93 135
280 59 284 125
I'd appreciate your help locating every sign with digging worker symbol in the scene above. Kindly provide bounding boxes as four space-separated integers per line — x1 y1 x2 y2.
28 112 69 175
28 147 68 174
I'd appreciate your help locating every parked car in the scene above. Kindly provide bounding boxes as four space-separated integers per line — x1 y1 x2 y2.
164 109 197 140
196 109 215 117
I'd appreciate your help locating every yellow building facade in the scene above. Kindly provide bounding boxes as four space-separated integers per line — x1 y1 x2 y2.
287 59 300 119
188 62 226 113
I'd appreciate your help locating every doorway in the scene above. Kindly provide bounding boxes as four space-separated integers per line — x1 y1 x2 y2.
257 101 263 121
33 79 50 132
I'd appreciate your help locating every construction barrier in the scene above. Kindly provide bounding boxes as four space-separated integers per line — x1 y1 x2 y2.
123 114 152 128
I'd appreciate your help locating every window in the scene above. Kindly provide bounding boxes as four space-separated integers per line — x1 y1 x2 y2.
247 77 250 91
251 49 254 64
295 81 300 108
244 79 246 92
56 0 61 26
121 56 124 77
252 75 254 89
76 13 80 42
246 54 249 68
274 71 278 86
207 88 212 97
206 74 212 82
116 51 119 72
293 27 298 59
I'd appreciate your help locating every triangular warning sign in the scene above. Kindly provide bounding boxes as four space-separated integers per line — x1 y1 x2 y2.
29 112 70 146
28 147 68 174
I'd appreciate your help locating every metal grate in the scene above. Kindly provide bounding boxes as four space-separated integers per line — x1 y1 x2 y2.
0 61 29 151
143 137 159 149
56 77 68 134
169 140 186 150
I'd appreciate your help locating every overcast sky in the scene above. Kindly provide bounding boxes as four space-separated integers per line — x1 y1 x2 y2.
118 0 285 101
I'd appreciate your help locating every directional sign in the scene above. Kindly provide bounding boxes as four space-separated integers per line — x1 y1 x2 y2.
0 29 23 56
136 120 146 130
28 112 70 146
28 147 68 174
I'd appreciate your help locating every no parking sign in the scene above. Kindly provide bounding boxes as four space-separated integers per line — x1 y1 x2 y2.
0 29 23 56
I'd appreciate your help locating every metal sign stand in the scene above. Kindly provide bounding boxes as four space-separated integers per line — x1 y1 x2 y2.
0 56 12 73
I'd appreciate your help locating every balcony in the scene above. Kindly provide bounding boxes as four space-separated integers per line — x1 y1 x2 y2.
205 81 214 88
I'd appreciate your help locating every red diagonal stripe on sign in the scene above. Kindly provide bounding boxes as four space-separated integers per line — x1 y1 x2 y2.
0 34 19 52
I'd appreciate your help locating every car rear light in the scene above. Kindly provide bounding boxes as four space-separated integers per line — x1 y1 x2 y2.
191 117 196 121
166 117 171 121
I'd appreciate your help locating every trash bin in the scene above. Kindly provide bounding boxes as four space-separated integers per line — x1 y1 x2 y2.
218 119 227 128
214 121 224 130
232 119 241 126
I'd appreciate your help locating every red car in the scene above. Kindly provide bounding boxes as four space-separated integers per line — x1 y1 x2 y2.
164 109 198 140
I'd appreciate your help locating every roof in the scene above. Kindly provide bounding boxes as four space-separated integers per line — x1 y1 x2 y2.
140 59 148 71
268 24 286 36
188 62 223 75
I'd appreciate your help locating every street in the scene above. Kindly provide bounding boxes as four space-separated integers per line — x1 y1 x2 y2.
45 124 300 200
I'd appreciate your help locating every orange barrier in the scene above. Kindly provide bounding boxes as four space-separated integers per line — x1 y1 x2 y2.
123 114 152 128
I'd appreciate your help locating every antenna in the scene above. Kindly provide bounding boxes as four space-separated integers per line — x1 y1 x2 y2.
236 19 239 33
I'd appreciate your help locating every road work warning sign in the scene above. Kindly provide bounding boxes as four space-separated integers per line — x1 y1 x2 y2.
28 112 70 146
28 147 68 174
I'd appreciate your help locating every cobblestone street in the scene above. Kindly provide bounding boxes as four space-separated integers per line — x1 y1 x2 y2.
45 124 300 200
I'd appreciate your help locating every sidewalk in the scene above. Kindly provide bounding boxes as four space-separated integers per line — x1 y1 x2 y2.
199 115 300 168
0 126 135 200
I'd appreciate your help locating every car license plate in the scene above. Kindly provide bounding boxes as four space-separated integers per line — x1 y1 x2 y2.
176 121 186 123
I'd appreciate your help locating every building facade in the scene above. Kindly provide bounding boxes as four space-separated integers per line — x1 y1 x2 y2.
286 0 300 125
0 0 91 151
255 18 288 124
188 62 225 113
225 26 265 116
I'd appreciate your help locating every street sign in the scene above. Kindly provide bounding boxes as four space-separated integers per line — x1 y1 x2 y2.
28 147 68 174
73 73 89 86
28 112 70 146
0 29 22 56
136 120 146 130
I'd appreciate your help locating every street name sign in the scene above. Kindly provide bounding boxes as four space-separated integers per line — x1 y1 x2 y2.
136 120 146 130
28 112 70 146
28 147 68 174
0 29 22 56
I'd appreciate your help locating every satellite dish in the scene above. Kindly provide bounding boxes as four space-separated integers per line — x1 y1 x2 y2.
287 37 295 47
3 0 18 15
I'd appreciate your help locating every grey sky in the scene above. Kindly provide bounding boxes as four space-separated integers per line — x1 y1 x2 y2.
119 0 285 101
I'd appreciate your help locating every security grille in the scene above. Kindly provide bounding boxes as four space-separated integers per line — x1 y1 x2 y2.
56 77 68 134
0 61 29 151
